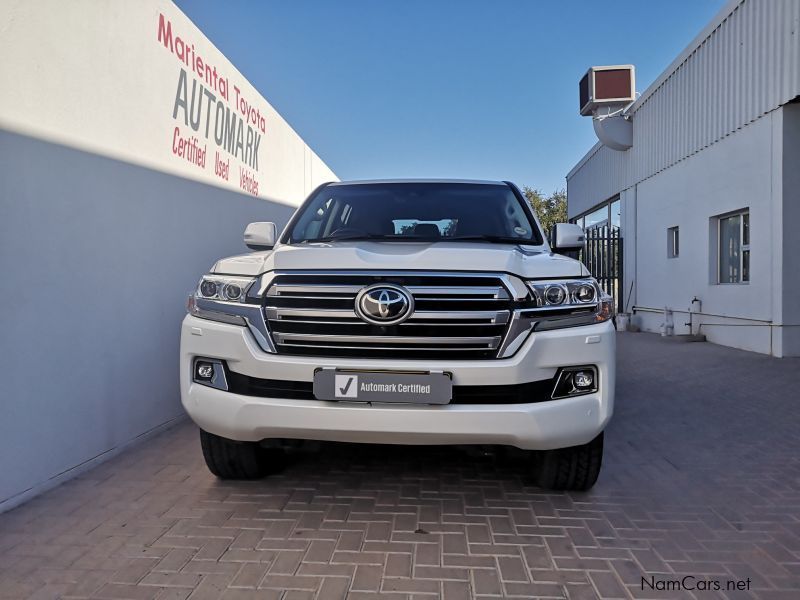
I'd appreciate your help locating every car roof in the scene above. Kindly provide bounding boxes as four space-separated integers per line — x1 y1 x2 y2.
327 179 508 186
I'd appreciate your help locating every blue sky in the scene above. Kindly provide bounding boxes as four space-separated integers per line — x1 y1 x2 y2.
175 0 727 194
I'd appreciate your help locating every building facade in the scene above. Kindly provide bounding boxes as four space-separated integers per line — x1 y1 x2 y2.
566 0 800 357
0 1 336 510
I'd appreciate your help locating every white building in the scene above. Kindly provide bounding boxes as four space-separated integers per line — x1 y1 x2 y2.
0 1 336 510
566 0 800 357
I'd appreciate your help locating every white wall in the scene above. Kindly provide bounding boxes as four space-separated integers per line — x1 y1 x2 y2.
0 1 336 510
631 112 783 354
0 0 336 206
0 131 298 511
779 103 800 356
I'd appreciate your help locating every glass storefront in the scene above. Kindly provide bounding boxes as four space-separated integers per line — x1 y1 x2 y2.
573 196 621 231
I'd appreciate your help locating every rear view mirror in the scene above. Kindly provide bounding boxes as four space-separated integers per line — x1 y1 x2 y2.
244 222 277 250
551 223 585 251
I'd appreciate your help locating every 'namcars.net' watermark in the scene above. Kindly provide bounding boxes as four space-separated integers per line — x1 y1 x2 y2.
643 576 751 593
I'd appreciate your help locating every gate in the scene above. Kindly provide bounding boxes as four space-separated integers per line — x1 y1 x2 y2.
581 225 624 313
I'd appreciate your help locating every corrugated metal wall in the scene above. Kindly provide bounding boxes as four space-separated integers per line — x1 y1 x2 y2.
568 0 800 215
566 143 629 215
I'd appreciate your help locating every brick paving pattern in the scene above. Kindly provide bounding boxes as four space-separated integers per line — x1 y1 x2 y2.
1 333 800 599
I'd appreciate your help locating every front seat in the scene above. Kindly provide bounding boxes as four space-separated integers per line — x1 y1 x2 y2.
412 223 441 238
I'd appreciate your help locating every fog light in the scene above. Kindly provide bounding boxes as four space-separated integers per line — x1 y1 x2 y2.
551 365 597 399
193 358 229 391
574 370 594 388
196 362 214 379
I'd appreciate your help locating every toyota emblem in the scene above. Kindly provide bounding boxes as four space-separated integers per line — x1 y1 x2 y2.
355 284 414 325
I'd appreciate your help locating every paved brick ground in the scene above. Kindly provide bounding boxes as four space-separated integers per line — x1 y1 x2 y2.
2 333 800 600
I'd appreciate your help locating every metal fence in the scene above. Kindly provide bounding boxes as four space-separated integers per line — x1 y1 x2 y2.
581 226 624 313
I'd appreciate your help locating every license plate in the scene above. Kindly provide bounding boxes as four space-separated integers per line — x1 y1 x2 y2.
313 368 452 404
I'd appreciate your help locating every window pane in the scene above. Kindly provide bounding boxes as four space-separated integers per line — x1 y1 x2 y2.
667 226 679 258
584 206 608 230
611 199 621 229
742 250 750 282
719 215 741 283
742 212 750 246
393 219 456 235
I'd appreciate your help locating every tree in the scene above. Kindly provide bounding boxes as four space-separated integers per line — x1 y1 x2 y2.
523 187 568 239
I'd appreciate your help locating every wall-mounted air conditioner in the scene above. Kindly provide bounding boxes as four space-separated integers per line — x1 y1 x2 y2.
579 65 636 151
579 65 636 116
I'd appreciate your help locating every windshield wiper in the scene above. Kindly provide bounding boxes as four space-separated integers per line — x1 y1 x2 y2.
297 233 398 243
295 234 535 244
442 235 531 244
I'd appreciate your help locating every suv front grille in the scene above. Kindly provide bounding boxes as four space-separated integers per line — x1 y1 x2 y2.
262 272 515 359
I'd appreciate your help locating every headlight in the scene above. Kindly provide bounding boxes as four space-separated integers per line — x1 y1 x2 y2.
187 275 256 326
497 278 612 357
186 273 277 353
525 278 613 330
199 280 218 298
544 285 567 305
529 278 602 307
575 283 596 303
195 275 254 303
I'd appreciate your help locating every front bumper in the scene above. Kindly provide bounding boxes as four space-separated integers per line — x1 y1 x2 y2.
180 315 615 450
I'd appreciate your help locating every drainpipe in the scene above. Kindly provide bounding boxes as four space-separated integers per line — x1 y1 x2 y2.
686 297 702 335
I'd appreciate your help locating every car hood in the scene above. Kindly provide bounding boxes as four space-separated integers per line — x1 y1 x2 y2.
211 241 589 279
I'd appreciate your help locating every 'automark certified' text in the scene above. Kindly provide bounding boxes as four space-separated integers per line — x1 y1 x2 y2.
361 382 431 394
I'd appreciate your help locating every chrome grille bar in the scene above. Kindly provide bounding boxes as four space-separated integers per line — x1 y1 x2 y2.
261 271 522 359
266 307 510 324
268 283 363 296
411 310 510 323
273 332 502 348
268 284 509 299
405 286 508 298
273 344 498 352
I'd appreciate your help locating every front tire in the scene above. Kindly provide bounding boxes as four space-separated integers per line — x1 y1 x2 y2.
534 432 604 491
200 429 268 479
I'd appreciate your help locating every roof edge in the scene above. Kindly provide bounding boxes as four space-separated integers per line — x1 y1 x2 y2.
566 0 743 182
629 0 743 113
566 141 604 181
328 179 507 186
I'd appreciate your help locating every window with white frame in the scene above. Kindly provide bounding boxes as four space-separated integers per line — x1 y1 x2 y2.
667 226 679 258
717 210 749 283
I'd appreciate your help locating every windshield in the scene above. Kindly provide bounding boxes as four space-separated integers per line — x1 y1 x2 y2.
285 182 543 245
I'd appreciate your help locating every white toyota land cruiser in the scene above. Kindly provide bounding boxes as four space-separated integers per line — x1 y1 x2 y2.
181 180 615 490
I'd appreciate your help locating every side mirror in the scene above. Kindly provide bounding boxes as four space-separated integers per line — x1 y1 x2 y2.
551 223 585 251
244 222 277 250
